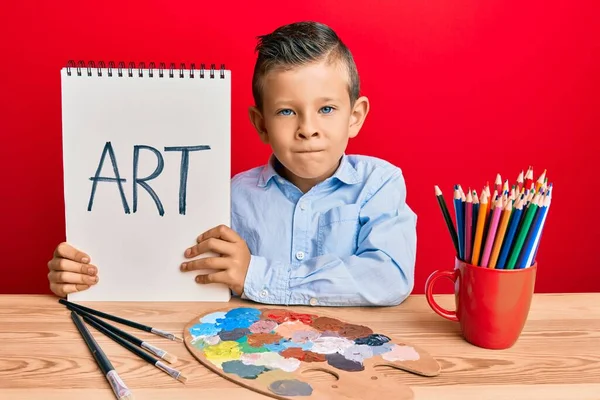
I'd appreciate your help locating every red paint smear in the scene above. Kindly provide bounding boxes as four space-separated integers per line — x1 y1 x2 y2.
280 348 326 363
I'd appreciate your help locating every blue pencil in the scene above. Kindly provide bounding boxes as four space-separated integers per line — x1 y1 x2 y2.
495 194 525 269
472 191 479 251
515 201 547 269
453 185 464 260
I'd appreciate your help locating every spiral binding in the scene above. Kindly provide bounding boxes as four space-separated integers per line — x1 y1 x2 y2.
66 60 226 79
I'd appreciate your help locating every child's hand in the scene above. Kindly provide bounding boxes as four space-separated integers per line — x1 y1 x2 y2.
47 243 99 297
180 225 251 295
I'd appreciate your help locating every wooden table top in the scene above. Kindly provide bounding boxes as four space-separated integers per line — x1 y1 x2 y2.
1 293 599 399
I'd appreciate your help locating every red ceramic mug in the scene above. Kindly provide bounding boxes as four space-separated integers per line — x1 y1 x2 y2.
425 257 537 349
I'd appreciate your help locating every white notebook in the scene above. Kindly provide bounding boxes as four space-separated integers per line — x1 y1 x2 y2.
61 61 231 302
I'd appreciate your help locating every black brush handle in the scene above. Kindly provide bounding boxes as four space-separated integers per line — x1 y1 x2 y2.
82 314 158 365
66 304 144 347
60 298 150 332
70 311 113 375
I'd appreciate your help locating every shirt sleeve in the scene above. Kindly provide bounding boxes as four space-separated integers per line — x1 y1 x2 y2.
242 170 417 307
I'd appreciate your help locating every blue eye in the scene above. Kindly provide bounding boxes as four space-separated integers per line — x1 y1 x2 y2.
278 109 294 116
320 106 334 114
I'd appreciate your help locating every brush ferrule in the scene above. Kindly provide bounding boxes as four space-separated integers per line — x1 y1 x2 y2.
156 361 181 380
150 328 181 342
141 342 166 359
106 370 132 399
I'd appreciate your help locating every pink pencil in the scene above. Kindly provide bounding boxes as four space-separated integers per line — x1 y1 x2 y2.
464 190 474 263
480 196 503 268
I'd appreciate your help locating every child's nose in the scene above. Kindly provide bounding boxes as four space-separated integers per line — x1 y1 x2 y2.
296 117 319 139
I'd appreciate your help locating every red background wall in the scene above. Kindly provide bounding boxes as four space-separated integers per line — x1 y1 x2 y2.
1 1 598 295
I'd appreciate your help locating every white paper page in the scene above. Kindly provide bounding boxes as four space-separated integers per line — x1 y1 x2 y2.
61 66 231 301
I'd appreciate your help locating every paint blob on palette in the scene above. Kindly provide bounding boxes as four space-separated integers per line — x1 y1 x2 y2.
183 307 440 400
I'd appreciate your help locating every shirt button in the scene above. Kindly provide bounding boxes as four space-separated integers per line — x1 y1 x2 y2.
295 251 305 260
277 178 284 184
260 289 268 298
299 202 307 210
309 298 318 306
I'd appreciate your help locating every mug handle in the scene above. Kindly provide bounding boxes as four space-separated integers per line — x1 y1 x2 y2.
425 270 459 322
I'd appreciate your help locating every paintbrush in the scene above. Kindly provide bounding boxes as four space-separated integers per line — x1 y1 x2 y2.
64 303 178 364
70 311 134 400
80 313 188 384
59 299 182 342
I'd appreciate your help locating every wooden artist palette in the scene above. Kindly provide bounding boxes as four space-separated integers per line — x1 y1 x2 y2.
183 307 440 399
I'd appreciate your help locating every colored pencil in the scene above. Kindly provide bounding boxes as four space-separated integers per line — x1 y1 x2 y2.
453 185 464 260
531 184 552 262
523 190 552 268
480 196 503 268
472 190 479 252
481 191 497 255
515 193 550 269
70 312 134 400
59 299 182 342
470 191 488 266
495 173 502 195
535 169 547 192
525 166 533 190
496 194 525 269
434 185 460 256
505 193 541 270
81 314 188 384
516 170 524 193
62 302 177 364
488 199 512 269
465 190 474 263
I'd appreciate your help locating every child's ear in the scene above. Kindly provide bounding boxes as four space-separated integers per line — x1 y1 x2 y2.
348 96 370 138
248 106 269 144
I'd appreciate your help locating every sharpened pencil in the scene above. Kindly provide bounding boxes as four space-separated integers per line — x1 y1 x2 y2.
434 185 460 256
59 299 182 342
506 193 541 269
471 191 488 266
81 314 188 384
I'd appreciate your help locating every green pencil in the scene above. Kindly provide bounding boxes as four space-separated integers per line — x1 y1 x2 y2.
505 193 541 269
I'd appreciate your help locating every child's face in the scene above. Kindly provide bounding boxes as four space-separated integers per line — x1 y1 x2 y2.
249 59 369 192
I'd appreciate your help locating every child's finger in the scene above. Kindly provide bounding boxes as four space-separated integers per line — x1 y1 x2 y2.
196 224 242 243
48 270 99 286
53 242 90 263
181 256 228 272
195 271 228 286
48 258 97 276
50 283 90 297
185 237 235 258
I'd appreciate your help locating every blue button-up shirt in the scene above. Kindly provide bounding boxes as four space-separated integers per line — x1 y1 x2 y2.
231 154 417 307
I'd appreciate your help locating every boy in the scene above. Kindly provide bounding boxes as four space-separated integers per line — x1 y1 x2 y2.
48 21 417 306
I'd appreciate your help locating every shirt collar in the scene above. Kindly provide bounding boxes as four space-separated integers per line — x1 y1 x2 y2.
257 154 361 188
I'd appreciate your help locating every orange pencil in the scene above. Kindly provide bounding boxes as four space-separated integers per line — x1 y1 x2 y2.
488 199 513 269
471 191 489 266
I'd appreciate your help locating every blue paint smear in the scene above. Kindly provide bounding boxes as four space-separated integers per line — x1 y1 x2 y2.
225 307 262 319
281 341 313 351
216 317 257 331
264 341 288 352
369 342 394 356
189 323 220 337
212 307 262 331
200 311 227 324
354 333 391 346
